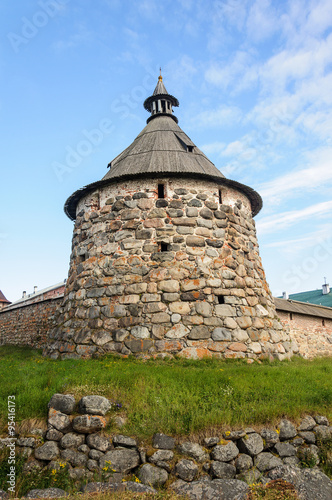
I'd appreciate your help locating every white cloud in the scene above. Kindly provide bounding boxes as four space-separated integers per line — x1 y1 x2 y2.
137 0 162 20
221 138 256 160
200 141 226 155
264 223 332 254
213 0 249 31
260 32 332 94
52 24 93 51
195 105 242 128
204 50 258 91
259 147 332 203
257 201 332 235
166 55 198 94
290 0 332 42
246 0 279 42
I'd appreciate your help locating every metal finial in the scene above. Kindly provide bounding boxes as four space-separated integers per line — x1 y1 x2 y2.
159 67 162 81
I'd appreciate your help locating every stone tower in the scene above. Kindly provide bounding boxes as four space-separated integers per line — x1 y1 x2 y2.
46 75 294 360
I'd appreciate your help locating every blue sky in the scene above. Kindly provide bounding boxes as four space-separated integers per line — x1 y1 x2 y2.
1 0 332 302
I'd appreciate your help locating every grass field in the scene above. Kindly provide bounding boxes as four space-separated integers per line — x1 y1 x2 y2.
1 345 331 438
1 345 331 499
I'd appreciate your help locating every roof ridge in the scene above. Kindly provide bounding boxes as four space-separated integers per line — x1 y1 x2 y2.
284 297 332 310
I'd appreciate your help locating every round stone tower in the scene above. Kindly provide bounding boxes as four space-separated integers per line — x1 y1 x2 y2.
46 75 294 360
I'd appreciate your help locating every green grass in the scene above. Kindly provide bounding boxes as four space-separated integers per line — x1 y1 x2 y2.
0 345 331 438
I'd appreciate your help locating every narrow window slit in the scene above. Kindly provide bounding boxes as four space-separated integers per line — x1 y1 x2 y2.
217 295 224 304
219 189 222 204
322 319 325 326
290 313 293 321
158 184 165 198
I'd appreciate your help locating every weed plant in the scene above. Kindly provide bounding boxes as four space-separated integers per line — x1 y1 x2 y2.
0 346 331 438
247 479 299 499
318 437 332 479
0 451 128 497
0 451 75 497
52 493 187 500
298 448 318 469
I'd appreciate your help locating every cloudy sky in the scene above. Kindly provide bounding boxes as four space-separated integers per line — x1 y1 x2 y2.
1 0 332 301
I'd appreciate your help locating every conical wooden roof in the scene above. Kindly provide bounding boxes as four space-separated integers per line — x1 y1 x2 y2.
102 115 225 182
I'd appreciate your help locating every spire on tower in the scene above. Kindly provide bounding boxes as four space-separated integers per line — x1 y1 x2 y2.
143 73 179 123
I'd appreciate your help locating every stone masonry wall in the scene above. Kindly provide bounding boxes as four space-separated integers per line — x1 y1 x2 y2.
278 311 332 358
46 177 295 360
7 393 332 499
0 296 63 349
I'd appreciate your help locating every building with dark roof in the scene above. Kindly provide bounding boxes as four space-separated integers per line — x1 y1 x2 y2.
44 75 295 360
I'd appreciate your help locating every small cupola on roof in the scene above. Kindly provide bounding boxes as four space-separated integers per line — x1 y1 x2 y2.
143 71 179 123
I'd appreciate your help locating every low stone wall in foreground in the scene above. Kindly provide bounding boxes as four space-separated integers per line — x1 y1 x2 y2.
2 393 332 500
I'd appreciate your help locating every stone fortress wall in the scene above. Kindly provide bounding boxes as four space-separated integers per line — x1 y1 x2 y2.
0 296 62 349
277 310 332 358
1 291 331 359
44 177 296 360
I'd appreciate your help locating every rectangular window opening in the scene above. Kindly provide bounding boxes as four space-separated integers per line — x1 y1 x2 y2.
160 242 169 252
219 189 222 204
217 295 225 304
158 183 165 199
188 145 194 152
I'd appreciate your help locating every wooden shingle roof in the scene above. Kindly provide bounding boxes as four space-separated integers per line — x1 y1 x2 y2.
103 116 224 182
